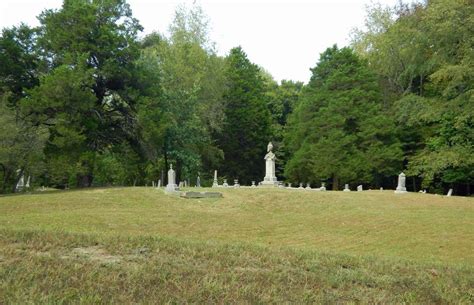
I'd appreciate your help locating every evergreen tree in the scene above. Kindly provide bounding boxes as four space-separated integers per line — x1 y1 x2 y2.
21 0 144 187
218 47 272 184
285 45 402 189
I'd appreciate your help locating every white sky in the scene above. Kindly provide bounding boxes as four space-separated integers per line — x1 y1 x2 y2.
0 0 401 83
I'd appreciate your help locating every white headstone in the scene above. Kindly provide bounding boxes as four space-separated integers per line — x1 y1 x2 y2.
251 181 256 187
196 176 201 187
165 164 179 193
152 181 155 187
305 183 311 190
343 184 350 192
223 179 228 187
299 183 304 189
15 169 25 192
212 170 218 187
233 179 240 188
261 142 279 186
288 183 292 188
357 185 363 191
157 179 161 188
320 182 326 191
447 189 453 196
380 187 383 191
394 172 407 194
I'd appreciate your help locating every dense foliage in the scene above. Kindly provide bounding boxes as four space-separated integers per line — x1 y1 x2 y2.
0 0 472 194
284 46 402 190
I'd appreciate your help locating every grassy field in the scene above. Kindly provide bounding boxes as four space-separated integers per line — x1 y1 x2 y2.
1 187 473 303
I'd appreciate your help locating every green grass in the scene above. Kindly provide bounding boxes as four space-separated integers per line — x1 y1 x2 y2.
1 187 473 303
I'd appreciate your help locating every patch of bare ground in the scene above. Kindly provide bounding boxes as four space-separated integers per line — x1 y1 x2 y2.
61 246 122 264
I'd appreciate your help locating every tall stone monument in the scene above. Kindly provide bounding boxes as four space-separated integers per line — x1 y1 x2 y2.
394 172 407 194
212 170 218 187
261 142 279 187
165 164 179 193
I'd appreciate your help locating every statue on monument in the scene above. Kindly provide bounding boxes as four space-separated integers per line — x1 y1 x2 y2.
261 141 279 186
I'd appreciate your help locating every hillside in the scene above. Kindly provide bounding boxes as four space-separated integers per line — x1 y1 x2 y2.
1 188 473 303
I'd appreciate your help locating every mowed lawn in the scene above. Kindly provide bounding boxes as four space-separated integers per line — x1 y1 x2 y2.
1 187 473 303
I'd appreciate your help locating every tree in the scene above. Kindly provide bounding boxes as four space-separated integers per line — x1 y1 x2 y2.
352 0 474 193
0 24 40 106
22 0 144 187
138 4 225 184
284 45 402 189
263 76 303 178
218 47 272 184
0 92 48 193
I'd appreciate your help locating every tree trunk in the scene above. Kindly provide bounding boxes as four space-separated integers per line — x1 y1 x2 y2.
164 148 168 185
332 175 339 190
1 165 11 194
77 174 93 188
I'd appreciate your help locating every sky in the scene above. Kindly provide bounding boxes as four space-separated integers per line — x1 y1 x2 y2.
0 0 402 83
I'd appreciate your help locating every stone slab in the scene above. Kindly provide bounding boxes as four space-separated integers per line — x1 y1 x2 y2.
180 191 223 199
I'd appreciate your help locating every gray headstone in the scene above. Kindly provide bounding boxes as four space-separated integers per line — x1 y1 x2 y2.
165 164 179 193
357 185 363 191
394 172 407 194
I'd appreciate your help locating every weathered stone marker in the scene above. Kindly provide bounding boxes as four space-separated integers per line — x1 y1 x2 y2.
165 164 179 193
394 172 407 194
447 189 453 197
357 185 363 191
212 170 218 187
343 184 350 192
223 179 228 187
320 183 326 191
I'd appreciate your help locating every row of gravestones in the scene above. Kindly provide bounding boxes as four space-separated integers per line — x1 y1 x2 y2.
160 167 454 196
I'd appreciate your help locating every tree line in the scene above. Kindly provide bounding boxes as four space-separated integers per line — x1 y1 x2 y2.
0 0 472 195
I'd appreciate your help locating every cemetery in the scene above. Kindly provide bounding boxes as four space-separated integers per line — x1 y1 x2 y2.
0 0 473 303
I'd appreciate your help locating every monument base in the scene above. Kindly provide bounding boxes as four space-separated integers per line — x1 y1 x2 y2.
165 184 180 194
394 187 407 194
260 180 279 187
